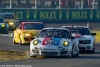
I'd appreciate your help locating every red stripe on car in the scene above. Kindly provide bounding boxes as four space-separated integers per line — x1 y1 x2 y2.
42 38 51 45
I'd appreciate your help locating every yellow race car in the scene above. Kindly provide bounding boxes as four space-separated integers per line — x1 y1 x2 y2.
0 13 18 30
13 22 45 45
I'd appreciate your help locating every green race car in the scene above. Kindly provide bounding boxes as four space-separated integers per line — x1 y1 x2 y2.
0 17 9 34
0 13 19 30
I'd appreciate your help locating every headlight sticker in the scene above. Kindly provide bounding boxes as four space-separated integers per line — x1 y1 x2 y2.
63 41 69 47
33 40 39 45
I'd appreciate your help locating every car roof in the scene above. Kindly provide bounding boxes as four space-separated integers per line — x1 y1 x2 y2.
43 27 69 31
0 13 13 15
62 26 88 28
21 22 43 24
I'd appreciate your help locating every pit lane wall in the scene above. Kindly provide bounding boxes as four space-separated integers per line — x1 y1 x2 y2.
0 9 100 21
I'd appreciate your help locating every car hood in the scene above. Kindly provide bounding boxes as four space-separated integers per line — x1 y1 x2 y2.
34 37 71 46
75 35 92 40
4 19 17 22
22 30 40 36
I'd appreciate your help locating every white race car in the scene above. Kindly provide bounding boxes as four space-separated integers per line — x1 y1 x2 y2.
61 26 96 53
30 27 79 58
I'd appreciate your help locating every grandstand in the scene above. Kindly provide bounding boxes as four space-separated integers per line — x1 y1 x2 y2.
0 0 99 9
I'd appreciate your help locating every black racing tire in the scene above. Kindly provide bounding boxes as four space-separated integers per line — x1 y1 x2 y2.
13 36 18 44
19 38 22 45
90 47 95 53
69 45 74 58
75 51 79 57
4 29 9 34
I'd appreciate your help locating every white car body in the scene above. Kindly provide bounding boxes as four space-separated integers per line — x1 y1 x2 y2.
30 28 79 57
61 26 96 53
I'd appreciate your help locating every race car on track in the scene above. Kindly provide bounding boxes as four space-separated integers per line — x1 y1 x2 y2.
61 26 96 53
0 13 19 30
0 17 9 34
13 22 45 45
30 27 79 58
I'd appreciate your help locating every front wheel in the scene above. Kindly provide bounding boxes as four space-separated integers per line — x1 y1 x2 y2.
90 47 95 53
19 38 22 45
13 37 17 44
4 29 9 34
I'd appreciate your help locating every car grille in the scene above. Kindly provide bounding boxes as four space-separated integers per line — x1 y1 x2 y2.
79 47 85 50
79 40 91 44
32 50 39 53
24 38 29 41
41 51 58 56
60 51 68 55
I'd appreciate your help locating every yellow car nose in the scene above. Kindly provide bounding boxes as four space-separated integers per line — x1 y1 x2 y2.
9 22 14 25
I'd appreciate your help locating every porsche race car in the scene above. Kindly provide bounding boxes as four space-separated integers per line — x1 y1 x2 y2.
61 26 96 53
13 22 45 45
0 17 9 34
30 27 79 57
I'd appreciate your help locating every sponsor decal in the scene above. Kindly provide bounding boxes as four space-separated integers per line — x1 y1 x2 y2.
42 38 60 46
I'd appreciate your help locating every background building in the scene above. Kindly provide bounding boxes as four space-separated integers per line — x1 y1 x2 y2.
0 0 99 9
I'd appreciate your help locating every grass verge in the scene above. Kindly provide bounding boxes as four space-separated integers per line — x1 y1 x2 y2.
0 50 29 62
92 30 100 43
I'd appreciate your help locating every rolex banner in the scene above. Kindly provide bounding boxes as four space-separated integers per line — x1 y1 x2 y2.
0 9 100 21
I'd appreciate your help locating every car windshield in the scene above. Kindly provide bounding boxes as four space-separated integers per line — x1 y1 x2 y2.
0 18 4 23
0 14 14 19
38 29 70 38
24 23 45 30
65 28 91 35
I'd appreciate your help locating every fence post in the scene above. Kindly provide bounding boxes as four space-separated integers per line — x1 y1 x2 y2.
10 0 12 9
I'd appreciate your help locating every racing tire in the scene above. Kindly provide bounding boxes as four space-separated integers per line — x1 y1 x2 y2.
90 47 95 53
69 46 74 58
4 29 9 34
13 38 17 44
19 38 22 45
75 50 79 57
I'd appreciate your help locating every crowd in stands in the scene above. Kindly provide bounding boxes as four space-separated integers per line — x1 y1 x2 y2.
0 0 99 9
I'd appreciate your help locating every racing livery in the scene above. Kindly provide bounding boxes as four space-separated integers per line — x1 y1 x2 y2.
0 17 9 34
61 26 96 53
0 13 18 30
13 22 45 45
30 28 79 57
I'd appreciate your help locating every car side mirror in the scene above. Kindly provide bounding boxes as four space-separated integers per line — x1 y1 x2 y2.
91 33 96 36
34 36 37 39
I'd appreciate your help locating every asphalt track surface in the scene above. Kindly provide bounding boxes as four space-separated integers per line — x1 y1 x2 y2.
0 22 100 66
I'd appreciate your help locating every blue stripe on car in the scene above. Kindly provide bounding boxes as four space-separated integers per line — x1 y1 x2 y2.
53 38 61 46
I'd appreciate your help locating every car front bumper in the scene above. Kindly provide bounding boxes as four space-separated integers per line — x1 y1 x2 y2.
30 48 72 57
21 37 34 44
8 24 16 29
79 44 93 51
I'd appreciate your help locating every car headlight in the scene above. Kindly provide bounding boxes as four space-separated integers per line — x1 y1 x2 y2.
9 22 14 25
63 41 69 47
33 40 39 45
25 33 30 36
2 24 5 27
